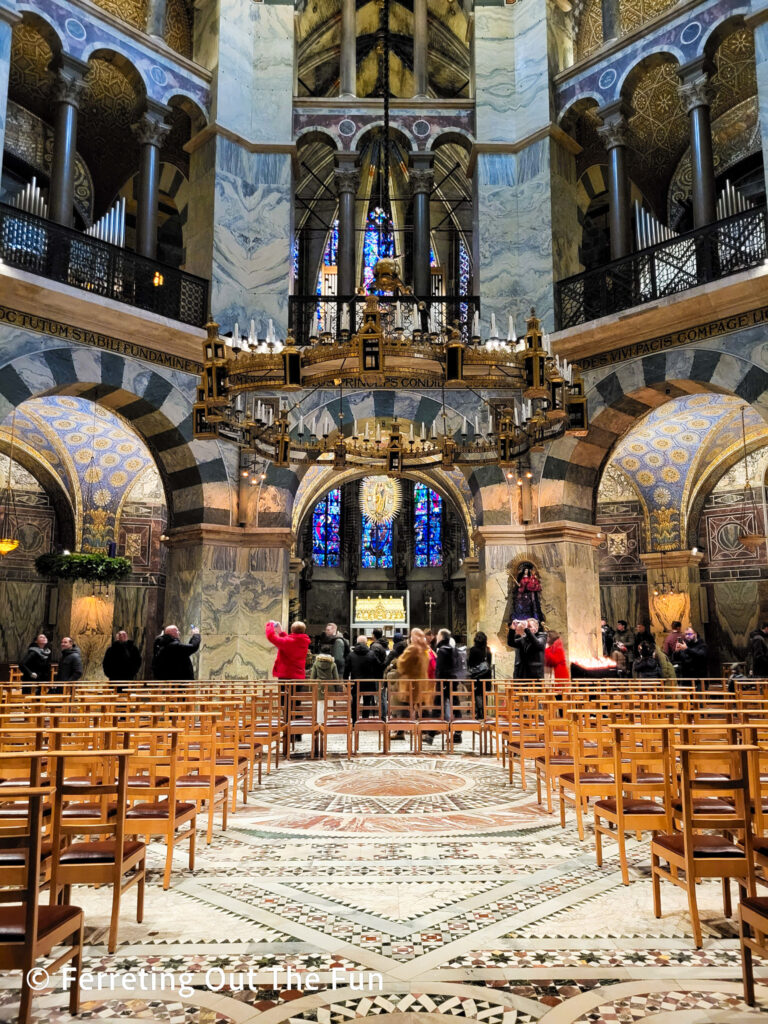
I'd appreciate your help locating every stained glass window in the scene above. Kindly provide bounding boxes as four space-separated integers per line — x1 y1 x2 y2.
361 518 394 569
312 488 341 567
362 206 394 291
459 237 470 329
322 220 339 270
414 483 442 567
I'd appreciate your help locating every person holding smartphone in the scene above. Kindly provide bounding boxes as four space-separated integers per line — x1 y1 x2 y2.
152 624 201 680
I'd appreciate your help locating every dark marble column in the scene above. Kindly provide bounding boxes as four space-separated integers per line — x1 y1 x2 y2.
48 56 88 227
601 0 620 43
678 59 716 228
146 0 168 39
413 0 428 98
334 156 360 297
131 103 171 259
339 0 357 98
597 101 632 261
410 155 434 299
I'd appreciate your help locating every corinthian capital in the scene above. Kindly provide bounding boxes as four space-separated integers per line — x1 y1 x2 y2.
52 60 88 108
678 75 714 113
409 168 434 195
596 100 631 152
132 114 171 148
334 167 360 195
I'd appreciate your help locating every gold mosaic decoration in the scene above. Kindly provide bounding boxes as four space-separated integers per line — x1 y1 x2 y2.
577 0 679 60
165 0 193 59
628 60 688 169
711 28 756 121
9 22 53 118
360 476 402 525
91 0 146 30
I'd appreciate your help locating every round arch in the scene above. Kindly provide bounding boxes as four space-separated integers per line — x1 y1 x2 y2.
0 344 235 530
538 345 768 525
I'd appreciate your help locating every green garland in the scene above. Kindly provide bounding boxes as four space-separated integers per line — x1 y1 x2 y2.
35 552 132 584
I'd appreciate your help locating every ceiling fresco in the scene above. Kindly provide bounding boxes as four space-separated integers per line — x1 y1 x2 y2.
0 396 163 550
605 394 767 550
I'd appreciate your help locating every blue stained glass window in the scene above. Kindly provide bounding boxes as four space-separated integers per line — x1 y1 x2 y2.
414 483 442 567
459 237 470 329
363 206 394 291
323 220 339 269
312 488 341 567
361 518 393 569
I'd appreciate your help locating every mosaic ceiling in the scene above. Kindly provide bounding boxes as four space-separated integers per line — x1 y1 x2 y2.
603 394 767 550
576 0 678 60
0 396 163 549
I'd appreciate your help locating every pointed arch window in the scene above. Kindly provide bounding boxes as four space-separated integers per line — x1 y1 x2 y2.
361 518 394 569
414 483 442 567
311 488 341 567
362 206 395 291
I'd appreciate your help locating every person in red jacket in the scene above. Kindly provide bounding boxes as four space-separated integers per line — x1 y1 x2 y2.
544 629 569 685
265 620 311 680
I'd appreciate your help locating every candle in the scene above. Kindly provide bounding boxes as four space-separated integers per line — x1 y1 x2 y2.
490 313 498 338
472 311 480 337
487 409 493 434
409 424 414 442
514 405 520 427
462 417 467 435
299 415 304 434
364 422 370 439
420 422 426 440
376 423 381 441
341 303 350 331
474 415 479 435
508 314 516 343
233 321 239 346
431 422 437 439
395 301 402 329
353 419 358 437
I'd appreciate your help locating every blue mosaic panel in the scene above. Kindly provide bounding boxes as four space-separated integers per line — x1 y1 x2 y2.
414 483 442 568
361 517 393 569
312 488 341 567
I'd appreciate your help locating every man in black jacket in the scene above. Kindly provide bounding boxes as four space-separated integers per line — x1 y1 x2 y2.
57 637 83 683
348 636 384 719
508 618 546 680
152 625 201 681
673 628 708 689
20 633 52 687
316 622 347 677
103 630 142 683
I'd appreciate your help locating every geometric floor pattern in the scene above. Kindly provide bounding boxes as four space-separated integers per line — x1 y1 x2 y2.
2 743 768 1023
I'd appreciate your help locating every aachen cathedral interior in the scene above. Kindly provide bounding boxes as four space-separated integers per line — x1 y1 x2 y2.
3 0 768 1020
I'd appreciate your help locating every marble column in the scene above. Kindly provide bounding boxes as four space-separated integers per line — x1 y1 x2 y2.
339 0 357 98
146 0 167 40
48 56 88 227
410 154 434 300
476 522 602 677
748 4 768 199
164 524 292 679
597 101 632 260
413 0 428 99
678 60 716 228
640 549 705 640
132 103 171 259
0 0 20 186
462 555 482 640
334 156 359 297
601 0 620 43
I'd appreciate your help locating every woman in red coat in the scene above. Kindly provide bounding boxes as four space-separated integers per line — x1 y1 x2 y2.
265 620 311 680
544 629 569 684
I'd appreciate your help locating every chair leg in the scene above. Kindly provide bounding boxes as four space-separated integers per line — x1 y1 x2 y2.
617 827 629 886
18 969 33 1024
723 876 732 919
741 913 756 1006
108 881 122 953
687 876 703 948
651 853 662 918
189 822 196 870
69 920 84 1013
163 835 174 890
594 816 603 867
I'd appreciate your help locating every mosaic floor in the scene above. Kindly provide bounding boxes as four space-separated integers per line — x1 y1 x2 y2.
3 740 768 1024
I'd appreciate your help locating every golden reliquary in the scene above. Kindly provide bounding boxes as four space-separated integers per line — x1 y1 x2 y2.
354 595 407 623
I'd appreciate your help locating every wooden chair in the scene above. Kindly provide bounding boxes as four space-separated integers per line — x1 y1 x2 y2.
738 894 768 1006
286 687 322 758
446 680 481 752
651 744 757 949
251 690 283 774
214 705 249 811
176 717 229 845
416 680 449 751
534 702 573 814
125 729 196 890
558 716 616 841
384 679 419 752
49 749 146 953
321 683 353 759
0 751 84 1024
507 696 546 789
594 725 674 885
353 679 386 753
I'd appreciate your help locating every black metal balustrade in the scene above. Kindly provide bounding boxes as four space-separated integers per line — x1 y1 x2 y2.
555 205 768 331
0 202 209 328
288 293 481 347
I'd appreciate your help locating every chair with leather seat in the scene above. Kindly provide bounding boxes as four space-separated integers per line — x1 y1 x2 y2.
594 725 674 885
651 744 757 949
738 895 768 1005
175 715 229 844
124 729 196 890
559 715 617 841
0 751 83 1024
321 683 354 759
48 749 146 954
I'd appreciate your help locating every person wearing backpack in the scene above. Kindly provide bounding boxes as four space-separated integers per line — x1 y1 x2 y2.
467 631 493 718
633 640 662 679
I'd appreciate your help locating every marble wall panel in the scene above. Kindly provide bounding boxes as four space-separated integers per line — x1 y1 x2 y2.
710 580 761 665
211 141 294 335
600 585 647 636
112 584 164 678
0 581 48 669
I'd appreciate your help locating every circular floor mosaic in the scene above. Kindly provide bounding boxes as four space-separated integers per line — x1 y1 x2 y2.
234 755 549 835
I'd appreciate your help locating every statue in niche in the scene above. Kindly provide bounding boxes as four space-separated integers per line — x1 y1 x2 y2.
511 562 544 623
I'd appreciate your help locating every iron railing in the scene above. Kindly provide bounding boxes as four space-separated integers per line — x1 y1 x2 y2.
288 293 481 347
0 202 209 328
555 205 768 331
